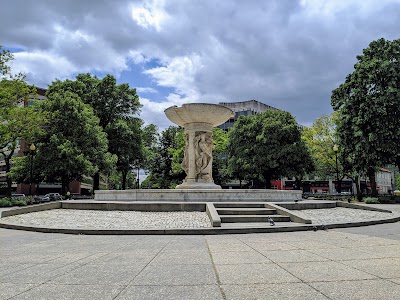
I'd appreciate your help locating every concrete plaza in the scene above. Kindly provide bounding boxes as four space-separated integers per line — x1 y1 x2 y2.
1 204 400 300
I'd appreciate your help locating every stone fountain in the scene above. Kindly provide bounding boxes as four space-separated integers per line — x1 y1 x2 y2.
164 103 234 189
94 102 302 202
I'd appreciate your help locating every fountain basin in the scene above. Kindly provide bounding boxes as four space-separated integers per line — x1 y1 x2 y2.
164 103 234 127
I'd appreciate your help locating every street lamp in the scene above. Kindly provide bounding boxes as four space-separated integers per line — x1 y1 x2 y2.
136 164 140 189
333 144 340 194
28 143 36 195
134 159 140 189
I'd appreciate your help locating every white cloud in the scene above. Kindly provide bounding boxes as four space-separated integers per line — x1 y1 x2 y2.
130 0 169 31
11 51 76 87
145 55 203 98
300 0 399 17
1 0 400 129
136 87 157 94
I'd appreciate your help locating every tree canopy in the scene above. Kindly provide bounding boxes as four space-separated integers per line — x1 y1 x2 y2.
0 47 45 196
47 73 142 191
107 118 143 189
143 126 185 189
228 109 313 188
331 38 400 196
32 91 115 194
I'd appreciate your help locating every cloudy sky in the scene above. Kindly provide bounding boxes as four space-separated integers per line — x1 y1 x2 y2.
1 0 399 130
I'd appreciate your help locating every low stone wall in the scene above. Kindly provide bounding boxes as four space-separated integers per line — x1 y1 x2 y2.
94 189 302 202
61 201 205 212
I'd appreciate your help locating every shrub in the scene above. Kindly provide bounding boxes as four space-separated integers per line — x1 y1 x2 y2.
0 198 12 207
364 197 380 204
10 197 28 206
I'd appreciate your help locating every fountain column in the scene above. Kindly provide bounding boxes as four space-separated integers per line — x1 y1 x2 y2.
164 103 233 189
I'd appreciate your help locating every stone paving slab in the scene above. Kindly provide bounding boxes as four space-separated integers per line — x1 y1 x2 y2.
221 283 329 300
341 258 400 278
210 250 271 265
9 284 124 300
2 217 400 299
215 263 300 284
310 279 400 300
279 261 378 282
259 249 330 263
131 264 217 286
115 285 223 300
0 283 36 300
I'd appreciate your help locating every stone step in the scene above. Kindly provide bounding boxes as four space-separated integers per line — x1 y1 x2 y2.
220 215 291 223
213 203 266 208
216 208 277 215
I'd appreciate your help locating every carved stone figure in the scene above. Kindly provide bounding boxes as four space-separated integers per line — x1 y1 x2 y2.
194 132 213 181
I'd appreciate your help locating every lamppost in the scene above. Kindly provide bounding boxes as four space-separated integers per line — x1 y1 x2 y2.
333 144 340 194
136 164 140 189
28 143 36 195
134 159 140 189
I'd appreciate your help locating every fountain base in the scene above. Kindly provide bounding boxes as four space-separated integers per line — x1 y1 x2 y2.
176 181 222 189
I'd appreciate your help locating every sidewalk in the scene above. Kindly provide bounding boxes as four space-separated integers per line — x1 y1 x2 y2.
1 214 400 299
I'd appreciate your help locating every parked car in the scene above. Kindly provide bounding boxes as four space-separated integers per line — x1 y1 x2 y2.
11 194 26 198
49 193 62 201
32 196 43 204
340 191 352 195
40 194 52 202
41 193 62 202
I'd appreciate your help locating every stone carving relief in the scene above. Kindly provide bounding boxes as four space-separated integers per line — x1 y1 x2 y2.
181 131 213 182
194 132 213 181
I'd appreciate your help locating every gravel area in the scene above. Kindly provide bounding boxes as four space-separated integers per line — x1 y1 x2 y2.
294 207 394 224
1 207 396 229
1 209 212 229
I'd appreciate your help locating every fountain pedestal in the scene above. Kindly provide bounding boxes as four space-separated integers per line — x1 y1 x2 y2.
164 103 234 189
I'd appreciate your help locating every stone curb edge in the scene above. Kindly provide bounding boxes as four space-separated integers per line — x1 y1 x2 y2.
1 214 399 235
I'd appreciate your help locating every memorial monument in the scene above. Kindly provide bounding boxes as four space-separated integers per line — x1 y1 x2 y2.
164 103 234 189
94 102 302 202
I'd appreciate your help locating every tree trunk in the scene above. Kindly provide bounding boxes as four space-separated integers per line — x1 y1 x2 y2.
354 175 362 201
36 183 40 196
4 156 12 197
93 172 100 192
263 173 272 189
121 170 127 190
1 152 14 197
337 179 342 194
61 175 66 196
367 167 378 197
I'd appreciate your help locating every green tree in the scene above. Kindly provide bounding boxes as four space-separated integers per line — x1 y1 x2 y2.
331 38 400 197
0 104 43 196
47 73 142 190
0 47 44 196
211 128 230 186
228 110 313 189
302 113 339 178
145 126 185 188
107 118 142 190
396 174 400 190
33 91 115 194
141 124 159 171
0 46 12 76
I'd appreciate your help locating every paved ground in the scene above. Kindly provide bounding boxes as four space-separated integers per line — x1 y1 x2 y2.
1 204 400 300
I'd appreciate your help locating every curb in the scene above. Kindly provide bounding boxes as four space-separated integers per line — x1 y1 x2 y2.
1 214 399 235
1 200 399 235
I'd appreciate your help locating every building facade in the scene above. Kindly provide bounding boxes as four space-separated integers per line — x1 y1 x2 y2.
218 100 279 130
